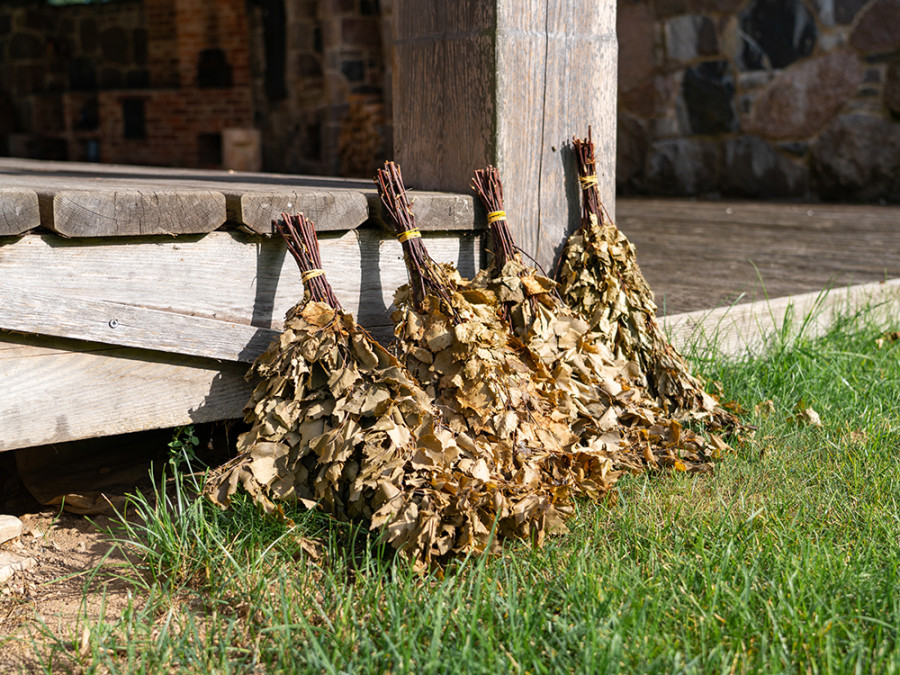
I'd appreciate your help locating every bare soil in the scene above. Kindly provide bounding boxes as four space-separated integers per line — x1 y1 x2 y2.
0 511 137 672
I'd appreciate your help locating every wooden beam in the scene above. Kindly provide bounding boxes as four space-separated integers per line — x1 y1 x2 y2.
0 158 483 234
365 190 481 232
393 0 617 271
0 333 251 452
0 188 41 236
0 288 279 363
0 230 483 346
42 189 227 237
663 279 900 358
230 190 370 234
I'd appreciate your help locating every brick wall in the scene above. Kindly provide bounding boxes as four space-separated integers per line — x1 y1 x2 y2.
0 0 253 168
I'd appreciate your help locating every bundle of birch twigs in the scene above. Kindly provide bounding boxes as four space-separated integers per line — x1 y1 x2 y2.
206 146 740 566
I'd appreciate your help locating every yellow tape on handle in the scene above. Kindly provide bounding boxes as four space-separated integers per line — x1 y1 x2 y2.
397 229 422 243
301 269 325 282
487 211 507 224
578 175 598 189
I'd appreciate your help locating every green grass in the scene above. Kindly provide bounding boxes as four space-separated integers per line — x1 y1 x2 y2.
21 302 900 674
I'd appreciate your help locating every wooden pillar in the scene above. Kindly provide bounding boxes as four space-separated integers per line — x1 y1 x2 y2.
392 1 617 272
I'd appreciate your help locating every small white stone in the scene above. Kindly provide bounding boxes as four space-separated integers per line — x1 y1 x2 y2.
0 515 24 545
0 553 36 584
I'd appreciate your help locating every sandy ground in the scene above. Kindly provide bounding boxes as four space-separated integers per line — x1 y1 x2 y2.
0 511 137 672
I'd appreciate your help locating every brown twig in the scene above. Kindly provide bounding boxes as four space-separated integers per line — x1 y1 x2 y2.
573 127 616 229
471 167 520 270
273 213 343 311
375 161 461 321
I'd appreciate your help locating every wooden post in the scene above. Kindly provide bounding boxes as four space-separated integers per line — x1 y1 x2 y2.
392 1 617 273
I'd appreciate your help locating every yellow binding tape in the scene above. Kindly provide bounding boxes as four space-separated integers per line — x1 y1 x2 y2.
301 268 325 282
397 229 422 243
579 174 598 189
487 210 507 224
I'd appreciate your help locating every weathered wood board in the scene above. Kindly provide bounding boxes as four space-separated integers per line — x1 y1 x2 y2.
1 288 279 363
0 229 484 451
0 158 483 235
618 199 900 315
0 230 483 341
45 189 227 237
0 187 41 236
0 333 251 452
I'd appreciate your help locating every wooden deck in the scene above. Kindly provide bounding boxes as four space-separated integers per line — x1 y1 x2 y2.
1 159 898 451
619 199 900 316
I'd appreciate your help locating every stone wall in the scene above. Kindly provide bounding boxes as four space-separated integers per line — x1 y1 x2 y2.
247 0 390 177
1 0 896 201
617 0 900 202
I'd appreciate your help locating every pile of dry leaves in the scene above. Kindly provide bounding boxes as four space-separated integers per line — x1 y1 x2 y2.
206 152 739 567
558 131 736 429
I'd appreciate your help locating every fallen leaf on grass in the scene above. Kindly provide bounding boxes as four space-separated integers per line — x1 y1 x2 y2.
795 407 822 426
875 331 900 349
754 399 775 417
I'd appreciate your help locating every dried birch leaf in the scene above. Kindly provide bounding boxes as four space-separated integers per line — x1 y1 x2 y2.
471 166 721 480
557 133 738 431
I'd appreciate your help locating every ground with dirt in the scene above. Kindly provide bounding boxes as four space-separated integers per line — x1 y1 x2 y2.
0 511 135 671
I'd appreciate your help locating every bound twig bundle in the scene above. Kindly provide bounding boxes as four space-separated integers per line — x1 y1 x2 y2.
377 161 619 536
204 214 494 564
558 131 736 429
472 167 717 476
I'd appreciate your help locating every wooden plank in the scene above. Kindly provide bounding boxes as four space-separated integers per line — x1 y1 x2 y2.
619 198 900 231
0 158 481 234
232 190 369 234
0 332 251 453
0 188 41 236
393 0 617 272
0 288 279 363
366 190 481 232
0 230 484 348
616 200 900 316
664 279 900 358
43 189 227 237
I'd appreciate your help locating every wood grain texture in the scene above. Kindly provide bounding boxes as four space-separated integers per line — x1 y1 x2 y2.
233 190 369 233
663 279 900 358
617 199 900 316
0 288 279 363
0 332 251 452
366 189 481 231
497 0 618 271
0 158 482 234
393 0 617 272
44 189 226 237
0 188 40 236
393 2 496 195
0 230 484 347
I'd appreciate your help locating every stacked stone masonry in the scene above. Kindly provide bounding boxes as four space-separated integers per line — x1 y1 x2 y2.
618 0 900 201
0 0 896 201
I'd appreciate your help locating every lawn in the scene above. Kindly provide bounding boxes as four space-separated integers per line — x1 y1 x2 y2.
15 301 900 674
